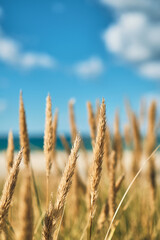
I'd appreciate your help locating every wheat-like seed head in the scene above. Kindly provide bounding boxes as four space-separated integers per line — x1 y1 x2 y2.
124 124 131 146
68 100 80 217
87 101 96 149
42 135 81 240
6 130 14 174
113 110 123 165
131 113 141 152
19 91 30 166
44 94 53 177
68 99 77 144
104 126 111 173
0 149 23 230
131 113 142 174
90 98 106 219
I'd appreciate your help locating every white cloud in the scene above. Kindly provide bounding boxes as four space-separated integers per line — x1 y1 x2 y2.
0 99 7 113
102 12 160 62
0 6 57 72
0 7 56 70
0 35 56 69
139 62 160 79
0 9 56 70
0 37 20 63
21 53 55 69
100 0 160 15
0 7 55 70
101 0 160 80
73 57 104 79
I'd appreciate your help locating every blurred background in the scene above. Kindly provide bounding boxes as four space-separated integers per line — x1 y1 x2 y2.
0 0 160 148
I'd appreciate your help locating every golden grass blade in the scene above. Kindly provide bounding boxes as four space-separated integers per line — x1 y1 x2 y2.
30 166 42 216
42 135 81 240
87 101 96 149
123 124 131 146
131 112 142 174
87 98 106 240
90 99 106 218
68 99 80 217
3 222 15 240
103 126 111 173
44 94 53 208
18 169 34 240
115 174 125 193
34 212 45 237
52 135 81 239
146 101 157 210
97 174 124 233
6 130 14 174
19 91 30 166
108 151 116 222
0 149 23 230
69 99 77 143
104 144 160 240
52 108 58 165
44 94 53 178
60 135 71 155
113 110 123 166
3 218 16 240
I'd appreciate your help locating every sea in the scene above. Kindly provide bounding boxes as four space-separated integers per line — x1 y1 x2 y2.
0 135 160 152
0 135 91 151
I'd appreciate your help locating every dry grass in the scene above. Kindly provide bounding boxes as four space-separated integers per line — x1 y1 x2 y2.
108 151 116 222
0 149 23 230
0 94 160 240
19 92 30 166
87 101 96 149
87 98 106 239
44 94 53 208
44 94 53 178
18 169 34 240
6 130 14 174
42 135 81 240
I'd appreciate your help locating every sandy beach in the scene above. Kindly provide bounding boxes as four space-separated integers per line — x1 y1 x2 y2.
0 150 160 180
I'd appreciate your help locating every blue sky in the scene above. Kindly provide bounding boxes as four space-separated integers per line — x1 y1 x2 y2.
0 0 160 135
